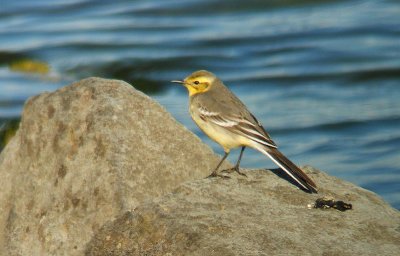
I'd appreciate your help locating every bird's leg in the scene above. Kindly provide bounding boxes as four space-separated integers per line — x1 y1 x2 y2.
222 146 247 177
207 151 230 178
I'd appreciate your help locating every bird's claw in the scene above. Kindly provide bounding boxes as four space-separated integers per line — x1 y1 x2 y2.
221 166 247 177
206 171 230 179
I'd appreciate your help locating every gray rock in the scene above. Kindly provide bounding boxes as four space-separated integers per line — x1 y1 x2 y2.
0 78 227 255
86 166 400 256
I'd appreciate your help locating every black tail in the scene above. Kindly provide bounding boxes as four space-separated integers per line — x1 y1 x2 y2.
255 145 318 193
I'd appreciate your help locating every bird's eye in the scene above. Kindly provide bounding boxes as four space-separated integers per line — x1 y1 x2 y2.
193 81 200 85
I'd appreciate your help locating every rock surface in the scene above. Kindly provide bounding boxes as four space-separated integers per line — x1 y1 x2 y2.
86 166 400 256
1 77 399 256
0 78 227 255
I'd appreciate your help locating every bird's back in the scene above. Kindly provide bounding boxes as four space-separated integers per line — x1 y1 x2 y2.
191 78 276 146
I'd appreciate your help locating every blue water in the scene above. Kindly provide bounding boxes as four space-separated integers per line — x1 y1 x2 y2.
0 0 399 208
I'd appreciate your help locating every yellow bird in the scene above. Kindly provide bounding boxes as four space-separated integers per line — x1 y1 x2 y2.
172 70 317 193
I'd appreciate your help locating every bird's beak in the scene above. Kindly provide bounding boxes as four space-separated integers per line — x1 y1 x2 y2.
171 80 185 85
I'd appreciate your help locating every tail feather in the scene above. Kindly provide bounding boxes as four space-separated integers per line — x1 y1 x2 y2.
255 145 318 193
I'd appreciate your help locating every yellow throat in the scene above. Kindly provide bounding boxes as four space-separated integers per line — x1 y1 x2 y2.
172 72 215 96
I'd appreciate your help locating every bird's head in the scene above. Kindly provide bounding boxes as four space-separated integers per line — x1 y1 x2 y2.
171 70 216 96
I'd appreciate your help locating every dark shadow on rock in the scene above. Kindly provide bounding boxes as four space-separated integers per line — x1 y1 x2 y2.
266 168 313 193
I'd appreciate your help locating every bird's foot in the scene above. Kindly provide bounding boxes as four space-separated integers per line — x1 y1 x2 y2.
206 171 230 179
221 166 247 177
